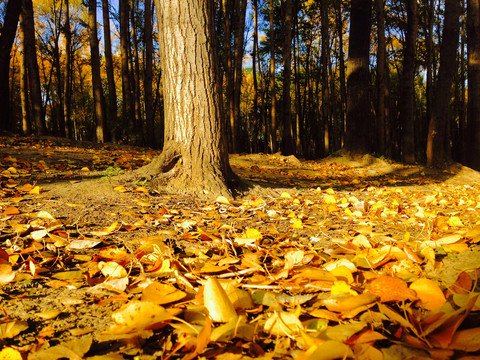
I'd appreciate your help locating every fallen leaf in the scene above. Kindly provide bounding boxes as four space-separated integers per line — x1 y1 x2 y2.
410 278 446 311
203 277 237 323
0 347 23 360
368 276 417 302
264 311 303 336
141 282 187 305
0 320 28 339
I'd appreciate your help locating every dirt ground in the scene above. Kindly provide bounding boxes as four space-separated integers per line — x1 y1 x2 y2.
0 136 479 359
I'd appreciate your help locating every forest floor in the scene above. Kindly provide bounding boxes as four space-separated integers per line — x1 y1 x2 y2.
0 135 479 360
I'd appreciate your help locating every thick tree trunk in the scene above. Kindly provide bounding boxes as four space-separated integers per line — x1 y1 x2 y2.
64 0 73 139
144 0 155 147
345 0 372 153
88 0 106 142
22 0 46 136
131 3 144 145
0 0 21 131
102 0 117 142
252 0 260 152
138 0 235 196
427 0 461 166
466 0 480 169
281 0 295 155
400 0 418 163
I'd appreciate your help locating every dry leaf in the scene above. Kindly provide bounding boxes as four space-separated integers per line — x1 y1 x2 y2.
0 347 23 360
203 277 237 323
368 276 417 302
141 282 187 305
410 278 446 311
264 311 303 336
0 320 28 339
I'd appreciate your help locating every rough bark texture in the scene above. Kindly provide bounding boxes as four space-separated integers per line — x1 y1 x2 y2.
0 0 21 131
400 0 418 163
88 0 106 143
335 1 347 147
19 12 31 135
427 0 460 166
22 0 46 136
466 0 480 170
269 0 277 153
281 0 295 155
345 0 372 153
139 0 235 196
119 0 133 136
102 0 117 143
319 0 329 156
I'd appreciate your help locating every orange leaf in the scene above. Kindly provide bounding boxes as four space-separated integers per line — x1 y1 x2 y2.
3 207 20 215
449 327 480 352
410 278 446 311
368 276 417 303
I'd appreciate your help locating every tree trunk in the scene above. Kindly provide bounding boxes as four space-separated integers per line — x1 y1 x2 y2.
335 1 347 147
0 0 21 131
281 0 295 155
466 0 480 169
269 0 277 153
64 0 73 139
102 0 117 142
19 14 31 135
131 2 144 145
375 0 387 156
319 0 329 156
252 0 260 152
224 0 234 151
400 0 418 163
427 0 461 166
53 0 65 137
119 0 134 137
144 0 155 147
138 0 236 196
88 0 106 142
22 0 46 136
345 0 372 153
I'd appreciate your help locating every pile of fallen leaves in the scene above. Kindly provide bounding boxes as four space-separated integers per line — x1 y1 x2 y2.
0 136 479 359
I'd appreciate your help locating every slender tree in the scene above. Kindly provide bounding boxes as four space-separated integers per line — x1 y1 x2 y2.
466 0 480 169
319 0 330 156
400 0 418 163
22 0 46 136
427 0 461 166
281 0 295 155
137 0 236 196
269 0 277 153
119 0 134 136
102 0 117 142
64 0 73 138
88 0 106 142
345 0 372 153
0 0 21 131
375 0 387 155
19 9 31 135
144 0 155 147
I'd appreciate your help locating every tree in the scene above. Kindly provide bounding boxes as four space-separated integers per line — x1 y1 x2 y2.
144 0 155 147
269 0 277 153
466 0 480 170
375 0 387 156
88 0 106 142
345 0 372 153
64 0 73 138
400 0 418 163
427 0 461 166
0 0 21 131
102 0 117 142
22 0 46 136
119 0 134 137
138 0 235 196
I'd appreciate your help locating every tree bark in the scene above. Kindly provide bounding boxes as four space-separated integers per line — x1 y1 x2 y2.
466 0 480 169
335 1 347 148
144 0 155 147
345 0 372 153
88 0 106 142
281 0 295 155
0 0 21 131
319 0 330 156
138 0 236 196
22 0 46 136
427 0 461 166
102 0 117 142
130 2 144 144
52 0 65 137
252 0 260 152
400 0 418 163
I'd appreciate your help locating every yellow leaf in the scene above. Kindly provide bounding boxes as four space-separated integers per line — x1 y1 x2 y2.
98 261 128 278
81 167 90 172
113 185 127 193
216 196 231 205
135 186 148 193
447 216 463 227
141 283 187 305
324 194 336 204
244 228 262 240
280 192 291 199
264 311 303 336
290 218 303 229
409 278 446 311
203 277 237 323
36 310 62 320
329 266 354 284
331 281 357 296
28 186 40 195
0 347 23 360
326 188 335 195
0 321 28 339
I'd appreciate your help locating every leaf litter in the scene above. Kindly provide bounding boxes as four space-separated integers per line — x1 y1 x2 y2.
0 137 479 359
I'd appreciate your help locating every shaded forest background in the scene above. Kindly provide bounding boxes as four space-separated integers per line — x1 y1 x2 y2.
1 0 480 170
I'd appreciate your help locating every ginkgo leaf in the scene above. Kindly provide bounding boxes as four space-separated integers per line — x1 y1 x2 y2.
368 276 417 303
113 185 127 193
215 196 231 205
280 192 292 199
264 311 303 336
331 281 358 296
0 320 28 339
410 278 446 311
297 340 353 360
203 277 237 323
141 283 187 305
0 347 23 360
447 216 463 227
449 327 480 352
98 261 128 278
0 264 15 283
36 310 62 320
